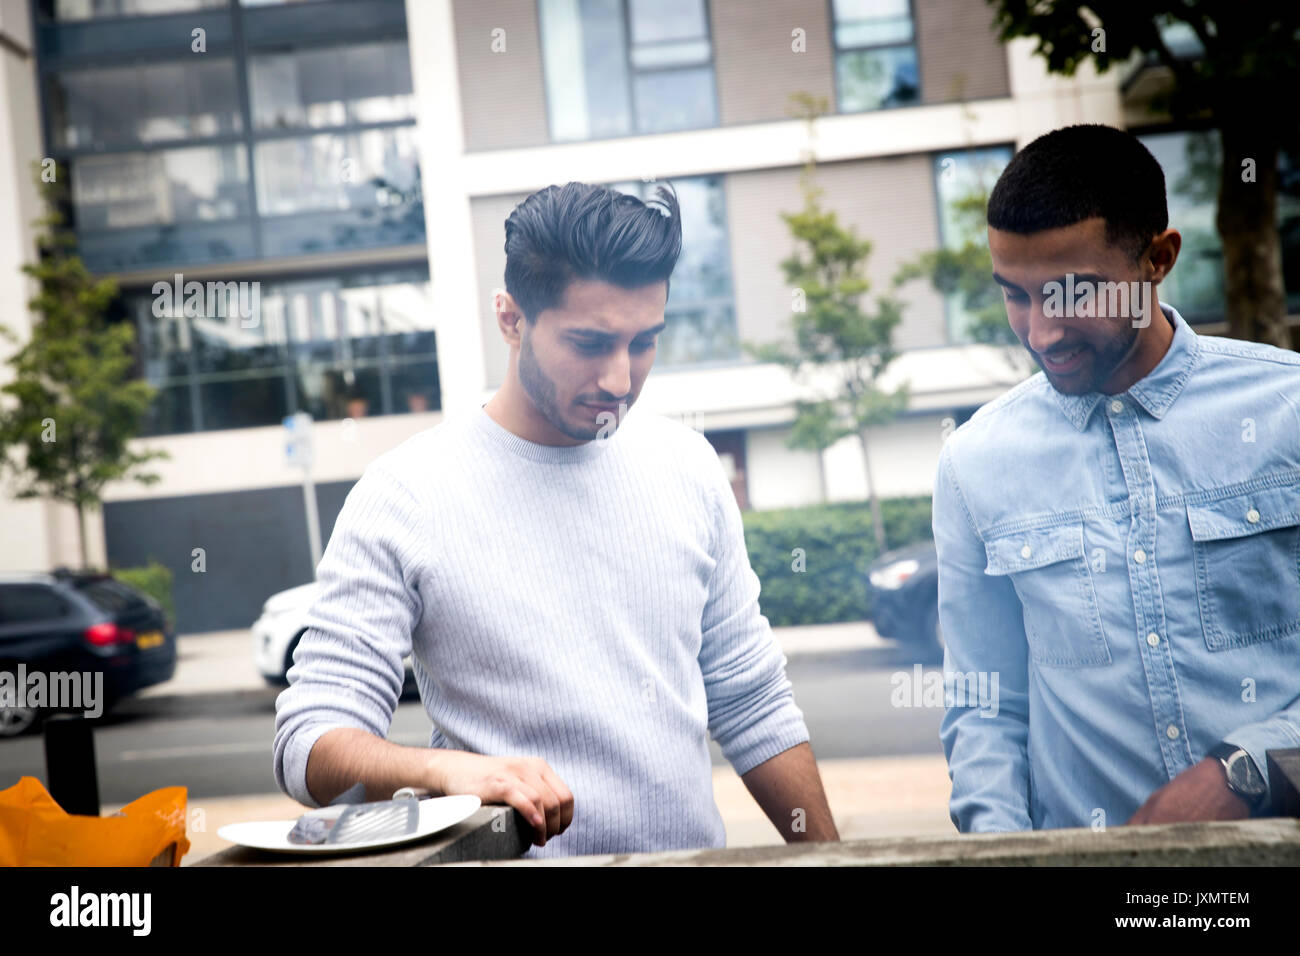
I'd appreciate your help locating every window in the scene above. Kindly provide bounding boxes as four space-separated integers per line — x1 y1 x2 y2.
249 41 414 130
932 146 1012 343
831 0 919 113
132 268 438 434
45 0 225 19
0 586 71 625
49 59 241 149
1136 129 1300 322
539 0 717 142
41 3 421 272
610 176 737 365
253 126 423 256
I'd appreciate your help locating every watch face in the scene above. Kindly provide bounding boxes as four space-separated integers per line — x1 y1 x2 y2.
1225 751 1267 798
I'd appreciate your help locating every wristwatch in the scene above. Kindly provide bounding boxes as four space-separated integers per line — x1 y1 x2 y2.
1207 742 1268 813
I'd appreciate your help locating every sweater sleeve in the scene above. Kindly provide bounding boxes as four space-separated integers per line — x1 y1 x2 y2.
694 435 811 775
272 464 428 807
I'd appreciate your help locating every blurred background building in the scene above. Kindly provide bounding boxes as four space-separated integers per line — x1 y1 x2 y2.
0 0 1296 631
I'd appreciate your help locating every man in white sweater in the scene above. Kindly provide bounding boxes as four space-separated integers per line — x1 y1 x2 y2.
273 182 838 858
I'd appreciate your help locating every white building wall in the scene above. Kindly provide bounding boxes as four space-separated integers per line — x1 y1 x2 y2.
744 428 824 511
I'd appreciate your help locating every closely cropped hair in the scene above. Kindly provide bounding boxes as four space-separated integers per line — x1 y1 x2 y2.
503 181 682 321
987 124 1168 261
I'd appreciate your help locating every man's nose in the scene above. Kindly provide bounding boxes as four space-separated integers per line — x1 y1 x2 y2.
1024 298 1068 355
597 350 632 399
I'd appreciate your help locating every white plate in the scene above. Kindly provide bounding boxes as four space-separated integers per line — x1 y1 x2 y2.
217 795 482 855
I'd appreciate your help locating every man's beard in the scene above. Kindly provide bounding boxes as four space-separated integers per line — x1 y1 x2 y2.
1039 318 1140 394
517 329 603 442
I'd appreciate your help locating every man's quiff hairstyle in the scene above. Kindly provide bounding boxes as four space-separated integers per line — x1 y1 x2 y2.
503 181 683 321
987 124 1168 262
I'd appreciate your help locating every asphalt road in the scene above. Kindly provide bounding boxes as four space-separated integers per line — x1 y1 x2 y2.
0 645 944 805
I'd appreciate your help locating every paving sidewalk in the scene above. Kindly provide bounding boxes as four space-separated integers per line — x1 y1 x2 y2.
139 620 892 704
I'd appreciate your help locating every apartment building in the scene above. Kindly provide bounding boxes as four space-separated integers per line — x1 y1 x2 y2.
2 0 1290 631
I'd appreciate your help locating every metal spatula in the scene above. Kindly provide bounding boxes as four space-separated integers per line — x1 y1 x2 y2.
326 796 420 844
287 786 426 845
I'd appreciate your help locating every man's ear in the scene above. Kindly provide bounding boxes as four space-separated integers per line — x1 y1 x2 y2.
1146 229 1181 284
493 289 527 347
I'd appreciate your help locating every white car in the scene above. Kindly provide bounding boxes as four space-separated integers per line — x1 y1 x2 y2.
251 583 415 690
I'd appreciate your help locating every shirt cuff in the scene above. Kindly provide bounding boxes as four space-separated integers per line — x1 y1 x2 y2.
723 699 811 776
277 722 351 808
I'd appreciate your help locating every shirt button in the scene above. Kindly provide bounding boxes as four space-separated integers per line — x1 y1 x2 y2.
1246 508 1260 524
1147 632 1160 647
1166 725 1180 740
1109 400 1124 413
1134 548 1146 563
1020 545 1032 559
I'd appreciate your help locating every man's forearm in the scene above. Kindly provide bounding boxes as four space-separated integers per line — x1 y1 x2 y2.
740 742 840 842
304 727 448 806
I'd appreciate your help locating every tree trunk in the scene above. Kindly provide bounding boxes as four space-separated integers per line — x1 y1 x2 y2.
1216 124 1290 350
75 498 88 571
857 429 887 553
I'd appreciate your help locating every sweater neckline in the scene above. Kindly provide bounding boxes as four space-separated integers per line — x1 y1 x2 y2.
471 404 615 464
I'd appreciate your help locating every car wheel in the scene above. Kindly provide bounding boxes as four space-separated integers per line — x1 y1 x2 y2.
0 702 41 737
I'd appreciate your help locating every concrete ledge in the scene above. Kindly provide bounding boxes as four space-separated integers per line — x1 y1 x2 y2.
449 818 1300 867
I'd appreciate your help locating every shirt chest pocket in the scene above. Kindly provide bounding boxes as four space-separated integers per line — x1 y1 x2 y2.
984 524 1112 668
1187 484 1300 651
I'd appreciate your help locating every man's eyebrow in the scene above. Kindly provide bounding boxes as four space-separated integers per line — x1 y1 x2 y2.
992 272 1024 291
636 322 667 338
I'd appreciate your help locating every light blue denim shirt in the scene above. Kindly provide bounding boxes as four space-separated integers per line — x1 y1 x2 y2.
935 302 1300 832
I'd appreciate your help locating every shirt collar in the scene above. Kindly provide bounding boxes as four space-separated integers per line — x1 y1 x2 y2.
1050 302 1200 431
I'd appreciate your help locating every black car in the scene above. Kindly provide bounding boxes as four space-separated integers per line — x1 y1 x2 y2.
865 541 942 662
0 570 177 737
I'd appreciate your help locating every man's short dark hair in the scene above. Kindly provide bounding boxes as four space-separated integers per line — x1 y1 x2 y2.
987 124 1168 262
503 181 682 321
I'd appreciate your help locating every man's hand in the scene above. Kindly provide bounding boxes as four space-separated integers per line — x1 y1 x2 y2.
1126 757 1252 825
431 752 574 847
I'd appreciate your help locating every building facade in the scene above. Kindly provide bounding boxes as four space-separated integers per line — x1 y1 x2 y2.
1 0 1295 631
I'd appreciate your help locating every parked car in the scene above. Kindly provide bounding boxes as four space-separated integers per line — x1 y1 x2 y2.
252 582 415 694
0 570 177 737
865 541 943 662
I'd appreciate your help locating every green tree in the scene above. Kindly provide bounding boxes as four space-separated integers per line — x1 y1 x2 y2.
987 1 1299 349
0 166 168 569
895 181 1018 347
747 93 908 553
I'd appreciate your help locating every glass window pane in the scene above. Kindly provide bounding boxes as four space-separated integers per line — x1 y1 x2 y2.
140 382 194 436
198 375 290 431
628 0 707 44
1138 129 1225 322
934 147 1012 342
50 0 225 19
836 45 919 112
633 67 716 134
629 39 711 70
832 0 913 46
540 0 630 141
253 127 419 216
50 59 240 149
249 41 413 130
71 144 249 229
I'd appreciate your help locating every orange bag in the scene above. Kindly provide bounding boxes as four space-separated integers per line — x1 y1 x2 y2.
0 776 191 866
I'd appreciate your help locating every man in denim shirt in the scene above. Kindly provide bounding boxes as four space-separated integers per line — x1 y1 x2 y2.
936 124 1300 832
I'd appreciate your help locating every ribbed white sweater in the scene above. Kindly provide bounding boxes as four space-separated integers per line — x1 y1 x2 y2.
273 405 810 859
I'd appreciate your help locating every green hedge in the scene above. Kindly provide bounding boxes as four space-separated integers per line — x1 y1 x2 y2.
111 560 175 625
742 496 933 627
